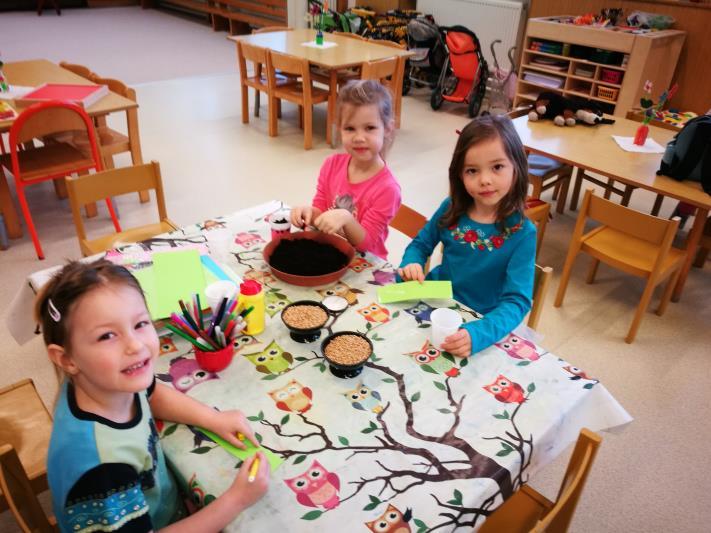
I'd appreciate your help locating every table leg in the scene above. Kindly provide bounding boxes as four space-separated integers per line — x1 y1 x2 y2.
328 70 337 148
672 207 709 302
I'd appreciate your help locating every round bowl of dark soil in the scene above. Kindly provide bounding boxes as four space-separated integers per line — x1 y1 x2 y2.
263 231 355 287
321 331 373 379
281 301 330 343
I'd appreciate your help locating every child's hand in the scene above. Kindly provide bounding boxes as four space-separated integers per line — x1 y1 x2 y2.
207 409 258 450
440 329 472 357
291 206 316 229
398 263 425 283
228 452 269 512
313 209 353 234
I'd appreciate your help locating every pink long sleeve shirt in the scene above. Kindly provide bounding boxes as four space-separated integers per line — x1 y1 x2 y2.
312 153 401 259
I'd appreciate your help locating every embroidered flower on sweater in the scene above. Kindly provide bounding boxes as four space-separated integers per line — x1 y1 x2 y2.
450 222 522 251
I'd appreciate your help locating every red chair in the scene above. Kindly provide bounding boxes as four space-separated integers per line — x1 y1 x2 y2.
0 101 120 259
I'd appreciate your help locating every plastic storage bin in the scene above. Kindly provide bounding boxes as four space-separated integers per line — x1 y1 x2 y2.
597 86 619 101
600 68 623 84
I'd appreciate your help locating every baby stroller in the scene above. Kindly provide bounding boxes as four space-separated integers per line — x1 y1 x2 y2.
482 40 517 115
403 16 447 95
431 25 489 118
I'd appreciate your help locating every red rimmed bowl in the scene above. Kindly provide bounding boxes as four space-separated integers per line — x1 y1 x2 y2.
263 231 355 287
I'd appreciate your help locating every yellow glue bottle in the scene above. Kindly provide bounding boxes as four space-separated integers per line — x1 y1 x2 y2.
239 280 265 335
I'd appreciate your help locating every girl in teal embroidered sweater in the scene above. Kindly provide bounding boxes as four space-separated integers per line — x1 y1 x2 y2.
399 115 536 356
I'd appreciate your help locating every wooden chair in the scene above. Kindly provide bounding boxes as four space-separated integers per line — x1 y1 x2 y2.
524 198 550 259
508 108 574 213
58 61 94 80
369 39 406 128
334 31 367 41
66 161 178 256
252 26 293 34
479 428 602 533
0 100 120 259
0 379 53 517
390 203 427 239
693 215 711 268
266 50 332 149
554 189 686 343
528 264 552 331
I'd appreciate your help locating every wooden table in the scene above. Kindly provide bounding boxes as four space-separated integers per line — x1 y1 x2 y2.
512 115 710 302
228 30 412 145
0 60 142 239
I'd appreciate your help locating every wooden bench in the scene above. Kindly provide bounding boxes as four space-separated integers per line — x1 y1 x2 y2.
145 0 287 34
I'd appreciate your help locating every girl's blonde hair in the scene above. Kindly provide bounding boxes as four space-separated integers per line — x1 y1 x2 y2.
337 80 395 152
440 114 528 230
34 259 145 352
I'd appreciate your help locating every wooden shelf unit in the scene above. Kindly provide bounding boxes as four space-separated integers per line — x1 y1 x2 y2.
515 17 686 116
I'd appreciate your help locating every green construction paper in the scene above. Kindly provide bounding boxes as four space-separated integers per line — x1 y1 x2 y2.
377 281 453 304
198 428 284 471
149 249 207 319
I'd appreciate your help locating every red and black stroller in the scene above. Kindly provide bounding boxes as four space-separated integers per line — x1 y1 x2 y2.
431 25 489 118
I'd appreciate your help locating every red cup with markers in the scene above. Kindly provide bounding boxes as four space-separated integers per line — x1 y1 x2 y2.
269 209 291 241
195 343 235 372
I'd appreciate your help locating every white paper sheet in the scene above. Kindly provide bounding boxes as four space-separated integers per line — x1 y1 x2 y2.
301 41 338 49
612 135 666 154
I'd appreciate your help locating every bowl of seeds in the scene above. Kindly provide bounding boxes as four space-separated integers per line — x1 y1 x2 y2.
281 301 330 343
321 331 373 378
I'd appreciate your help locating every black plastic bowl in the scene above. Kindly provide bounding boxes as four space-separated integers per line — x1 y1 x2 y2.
321 331 373 379
281 301 330 343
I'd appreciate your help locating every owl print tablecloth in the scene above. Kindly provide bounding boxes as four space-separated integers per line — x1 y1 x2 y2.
12 201 631 532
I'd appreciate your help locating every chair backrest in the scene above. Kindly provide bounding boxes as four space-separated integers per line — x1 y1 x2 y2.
533 428 602 532
334 31 366 41
252 26 293 34
578 189 679 247
91 75 136 102
267 50 311 86
66 161 168 243
361 56 399 83
0 444 56 533
59 61 95 80
390 204 427 239
239 40 268 66
528 264 552 330
373 39 406 50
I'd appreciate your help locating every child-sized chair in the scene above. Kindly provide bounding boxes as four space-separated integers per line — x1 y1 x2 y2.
0 379 53 521
479 428 602 533
66 161 178 256
266 50 332 149
528 264 552 331
0 100 120 259
524 198 550 259
693 215 711 268
555 189 685 343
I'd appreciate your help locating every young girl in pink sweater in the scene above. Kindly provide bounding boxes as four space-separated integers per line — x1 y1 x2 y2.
290 80 401 259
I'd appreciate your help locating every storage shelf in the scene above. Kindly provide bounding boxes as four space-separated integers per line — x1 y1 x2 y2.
524 48 627 71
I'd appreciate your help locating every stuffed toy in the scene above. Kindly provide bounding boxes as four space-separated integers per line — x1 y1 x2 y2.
528 91 577 126
573 98 616 126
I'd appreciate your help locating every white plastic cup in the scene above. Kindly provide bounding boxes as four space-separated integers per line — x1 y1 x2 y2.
205 280 238 313
204 228 232 262
269 209 291 240
430 308 463 350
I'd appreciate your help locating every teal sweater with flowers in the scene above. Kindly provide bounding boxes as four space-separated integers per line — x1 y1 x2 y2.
399 198 536 354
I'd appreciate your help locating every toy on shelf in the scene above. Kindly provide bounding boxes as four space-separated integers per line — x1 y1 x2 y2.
528 91 615 127
635 80 679 145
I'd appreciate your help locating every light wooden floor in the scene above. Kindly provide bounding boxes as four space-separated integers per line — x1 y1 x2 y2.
0 7 710 533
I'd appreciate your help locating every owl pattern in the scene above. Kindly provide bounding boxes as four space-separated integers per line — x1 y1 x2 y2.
244 340 293 375
269 379 313 413
403 301 435 324
357 302 391 324
232 333 259 353
483 375 526 404
155 356 219 393
243 269 276 285
367 269 397 286
350 256 373 273
158 334 178 356
563 365 599 388
284 460 340 509
365 504 413 532
317 282 364 306
265 291 291 317
495 333 540 361
404 340 460 377
234 232 265 249
343 382 383 414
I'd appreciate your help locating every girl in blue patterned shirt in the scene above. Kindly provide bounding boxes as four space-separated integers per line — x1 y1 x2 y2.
35 259 269 532
398 115 536 356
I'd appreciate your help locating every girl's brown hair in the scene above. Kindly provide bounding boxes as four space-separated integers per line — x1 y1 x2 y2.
337 79 395 153
440 114 528 230
34 259 145 350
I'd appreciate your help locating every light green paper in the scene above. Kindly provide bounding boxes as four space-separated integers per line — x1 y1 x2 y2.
149 249 207 319
198 428 284 471
377 281 453 304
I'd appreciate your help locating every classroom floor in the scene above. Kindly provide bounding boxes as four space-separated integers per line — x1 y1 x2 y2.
1 7 710 533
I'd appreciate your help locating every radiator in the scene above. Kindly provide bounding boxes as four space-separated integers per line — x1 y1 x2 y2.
416 0 527 69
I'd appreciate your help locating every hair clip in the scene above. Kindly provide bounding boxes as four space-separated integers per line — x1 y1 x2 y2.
48 298 61 322
455 129 462 135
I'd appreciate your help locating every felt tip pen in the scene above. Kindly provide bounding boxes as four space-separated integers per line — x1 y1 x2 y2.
240 306 254 318
248 457 260 483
